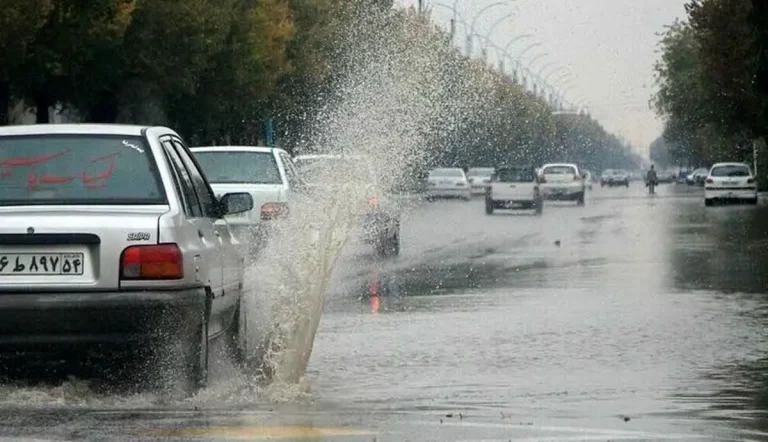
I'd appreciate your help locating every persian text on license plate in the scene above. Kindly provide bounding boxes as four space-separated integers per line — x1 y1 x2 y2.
0 253 84 275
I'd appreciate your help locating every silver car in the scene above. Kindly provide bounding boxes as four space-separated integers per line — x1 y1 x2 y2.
0 124 253 391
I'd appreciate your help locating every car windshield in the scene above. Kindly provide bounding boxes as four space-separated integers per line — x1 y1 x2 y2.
543 166 576 175
602 169 615 176
193 151 282 184
711 165 750 177
429 169 463 178
0 135 164 206
467 168 494 177
497 168 535 182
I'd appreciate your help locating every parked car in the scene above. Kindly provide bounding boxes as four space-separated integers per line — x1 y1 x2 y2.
0 124 254 392
466 167 495 195
425 168 471 200
485 165 543 215
600 169 630 187
538 163 586 205
704 162 758 206
190 146 302 254
293 154 401 256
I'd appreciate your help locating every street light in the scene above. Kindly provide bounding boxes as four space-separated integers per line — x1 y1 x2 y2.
480 8 520 61
468 1 509 56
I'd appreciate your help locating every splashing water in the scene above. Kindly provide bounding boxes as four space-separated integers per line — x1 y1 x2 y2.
242 10 465 395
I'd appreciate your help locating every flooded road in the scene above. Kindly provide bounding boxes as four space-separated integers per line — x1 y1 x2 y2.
3 182 768 441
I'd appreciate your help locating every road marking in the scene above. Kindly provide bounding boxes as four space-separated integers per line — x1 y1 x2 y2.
146 425 373 439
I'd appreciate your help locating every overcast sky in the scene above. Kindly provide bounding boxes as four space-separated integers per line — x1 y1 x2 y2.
395 0 688 156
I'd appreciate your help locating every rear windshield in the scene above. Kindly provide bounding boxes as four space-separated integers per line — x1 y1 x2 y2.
602 169 614 175
467 168 494 177
711 165 750 177
0 135 164 206
543 166 576 175
194 151 282 184
497 168 535 182
430 169 463 178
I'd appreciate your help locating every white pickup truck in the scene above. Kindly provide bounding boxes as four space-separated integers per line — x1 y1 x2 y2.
485 165 543 215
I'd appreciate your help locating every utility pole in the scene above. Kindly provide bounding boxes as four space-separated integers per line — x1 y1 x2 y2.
418 0 424 14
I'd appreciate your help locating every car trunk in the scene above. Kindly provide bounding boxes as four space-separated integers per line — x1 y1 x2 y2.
0 205 168 292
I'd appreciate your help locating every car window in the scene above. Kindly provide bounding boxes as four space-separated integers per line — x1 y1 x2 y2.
711 165 750 177
467 168 494 177
543 166 576 175
162 140 202 217
0 134 165 206
171 140 217 218
429 169 464 178
497 168 535 182
193 151 282 185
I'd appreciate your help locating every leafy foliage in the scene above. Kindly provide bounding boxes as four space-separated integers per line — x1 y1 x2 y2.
0 0 636 174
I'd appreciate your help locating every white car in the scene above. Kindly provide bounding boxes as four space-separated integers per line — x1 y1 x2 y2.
191 146 302 249
293 154 401 256
0 124 254 391
538 163 586 205
426 168 471 200
704 162 758 206
467 167 495 195
485 165 543 215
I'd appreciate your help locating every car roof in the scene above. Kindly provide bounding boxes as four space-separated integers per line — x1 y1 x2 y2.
541 163 578 168
190 145 283 154
0 123 155 137
711 162 749 168
497 164 535 169
430 167 463 171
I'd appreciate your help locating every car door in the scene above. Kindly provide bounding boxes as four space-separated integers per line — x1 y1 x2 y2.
278 151 299 199
167 138 233 336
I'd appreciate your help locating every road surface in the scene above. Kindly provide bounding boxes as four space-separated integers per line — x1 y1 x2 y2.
2 182 768 441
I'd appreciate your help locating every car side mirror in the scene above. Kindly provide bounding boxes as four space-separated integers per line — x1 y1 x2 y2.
219 192 253 216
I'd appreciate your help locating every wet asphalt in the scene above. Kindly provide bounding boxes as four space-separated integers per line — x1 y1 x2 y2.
3 181 768 441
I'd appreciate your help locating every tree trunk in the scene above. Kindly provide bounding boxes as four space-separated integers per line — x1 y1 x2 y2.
35 95 51 123
0 81 9 126
88 92 119 123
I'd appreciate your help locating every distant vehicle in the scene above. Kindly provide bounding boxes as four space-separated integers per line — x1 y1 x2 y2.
687 168 709 186
538 163 586 205
485 165 543 215
293 154 401 256
600 169 630 187
704 162 758 206
426 168 471 201
191 146 301 250
0 124 255 392
466 167 495 195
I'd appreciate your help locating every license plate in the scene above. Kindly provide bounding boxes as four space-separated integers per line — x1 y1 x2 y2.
0 253 84 275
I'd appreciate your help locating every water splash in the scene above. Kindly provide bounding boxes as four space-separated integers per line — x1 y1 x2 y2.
242 9 472 395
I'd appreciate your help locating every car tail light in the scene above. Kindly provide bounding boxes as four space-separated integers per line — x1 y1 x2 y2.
368 196 379 208
573 175 581 181
121 244 183 280
706 178 714 184
748 177 755 184
261 202 289 220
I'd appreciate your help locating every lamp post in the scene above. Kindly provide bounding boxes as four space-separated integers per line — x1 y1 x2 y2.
467 1 508 57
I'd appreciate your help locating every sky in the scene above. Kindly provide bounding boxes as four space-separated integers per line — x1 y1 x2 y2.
395 0 689 157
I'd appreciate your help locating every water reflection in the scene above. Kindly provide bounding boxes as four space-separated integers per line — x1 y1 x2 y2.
669 203 768 293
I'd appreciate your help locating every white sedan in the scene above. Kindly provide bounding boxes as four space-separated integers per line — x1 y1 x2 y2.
426 168 471 200
704 162 758 206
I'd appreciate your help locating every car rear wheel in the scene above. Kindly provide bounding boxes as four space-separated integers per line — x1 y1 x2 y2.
704 198 713 207
748 197 759 205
